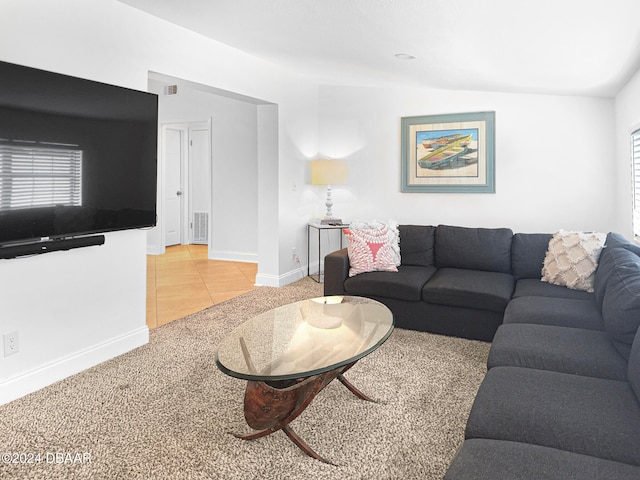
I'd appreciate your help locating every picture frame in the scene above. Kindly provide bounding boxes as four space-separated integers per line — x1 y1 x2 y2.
401 111 495 193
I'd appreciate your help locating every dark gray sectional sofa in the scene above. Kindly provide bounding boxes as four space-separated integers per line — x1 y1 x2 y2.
323 224 640 478
325 224 600 341
445 236 640 479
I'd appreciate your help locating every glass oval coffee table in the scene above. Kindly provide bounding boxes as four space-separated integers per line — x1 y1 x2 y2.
215 296 394 464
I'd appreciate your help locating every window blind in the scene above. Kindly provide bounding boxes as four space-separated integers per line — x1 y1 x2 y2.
0 142 82 210
633 130 640 239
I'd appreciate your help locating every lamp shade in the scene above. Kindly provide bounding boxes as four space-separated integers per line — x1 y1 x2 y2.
311 159 348 186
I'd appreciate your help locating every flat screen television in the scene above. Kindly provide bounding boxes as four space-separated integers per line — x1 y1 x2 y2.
0 60 158 254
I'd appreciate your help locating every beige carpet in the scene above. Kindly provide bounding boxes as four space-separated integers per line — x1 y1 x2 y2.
0 277 490 480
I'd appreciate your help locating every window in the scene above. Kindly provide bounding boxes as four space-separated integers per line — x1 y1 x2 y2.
633 130 640 239
0 141 82 210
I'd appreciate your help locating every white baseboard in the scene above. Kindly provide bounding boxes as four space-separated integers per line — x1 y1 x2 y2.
0 327 149 406
147 245 164 255
255 265 307 287
209 250 258 263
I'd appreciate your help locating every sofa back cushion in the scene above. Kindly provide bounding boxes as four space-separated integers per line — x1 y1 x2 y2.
398 225 435 267
604 232 640 253
594 233 640 308
435 225 513 273
511 233 553 280
594 246 617 309
602 247 640 360
629 327 640 403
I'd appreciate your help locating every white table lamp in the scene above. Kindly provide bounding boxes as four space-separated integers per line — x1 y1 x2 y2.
311 159 348 225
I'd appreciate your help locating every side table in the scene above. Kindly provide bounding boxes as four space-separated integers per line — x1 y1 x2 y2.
307 222 348 282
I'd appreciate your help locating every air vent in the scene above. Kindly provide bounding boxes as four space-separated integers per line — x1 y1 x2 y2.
164 85 178 95
193 212 209 244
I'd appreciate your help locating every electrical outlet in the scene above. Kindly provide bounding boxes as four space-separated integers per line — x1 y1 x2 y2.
3 331 19 357
291 247 296 258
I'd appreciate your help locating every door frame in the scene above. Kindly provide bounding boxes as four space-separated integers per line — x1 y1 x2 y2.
159 120 212 253
186 121 212 247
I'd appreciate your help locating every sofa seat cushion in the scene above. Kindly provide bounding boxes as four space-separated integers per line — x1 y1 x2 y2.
444 439 640 480
503 296 604 331
465 366 640 466
512 278 594 301
422 268 515 313
344 265 436 302
602 247 640 360
488 324 627 380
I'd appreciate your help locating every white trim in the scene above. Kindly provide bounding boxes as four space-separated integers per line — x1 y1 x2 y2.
0 327 149 406
147 244 164 255
629 121 640 135
631 128 640 239
255 266 307 287
209 250 258 263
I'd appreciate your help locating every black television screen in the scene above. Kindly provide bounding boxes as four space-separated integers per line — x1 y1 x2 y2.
0 60 158 248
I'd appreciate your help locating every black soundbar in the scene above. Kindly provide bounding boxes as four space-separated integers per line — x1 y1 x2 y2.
0 235 106 259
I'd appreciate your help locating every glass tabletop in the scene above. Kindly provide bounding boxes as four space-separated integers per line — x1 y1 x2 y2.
215 296 394 382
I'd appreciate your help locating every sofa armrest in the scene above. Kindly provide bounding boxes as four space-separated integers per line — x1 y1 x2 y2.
323 248 349 295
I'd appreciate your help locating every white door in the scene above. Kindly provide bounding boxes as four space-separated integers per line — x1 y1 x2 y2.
163 126 185 247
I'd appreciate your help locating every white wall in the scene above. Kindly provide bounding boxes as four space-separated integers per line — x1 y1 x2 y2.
615 66 640 240
0 230 149 405
0 0 319 404
317 85 618 234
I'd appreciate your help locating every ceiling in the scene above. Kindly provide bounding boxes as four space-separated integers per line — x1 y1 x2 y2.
119 0 640 98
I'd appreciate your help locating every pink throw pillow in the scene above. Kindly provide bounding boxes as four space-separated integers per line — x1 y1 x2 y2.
344 225 399 277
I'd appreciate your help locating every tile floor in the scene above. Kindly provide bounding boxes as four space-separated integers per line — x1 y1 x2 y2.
146 244 257 329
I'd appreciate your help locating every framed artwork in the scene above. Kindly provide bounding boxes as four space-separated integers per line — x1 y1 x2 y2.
401 111 495 193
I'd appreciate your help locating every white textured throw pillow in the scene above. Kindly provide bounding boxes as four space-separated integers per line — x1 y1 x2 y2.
541 230 606 292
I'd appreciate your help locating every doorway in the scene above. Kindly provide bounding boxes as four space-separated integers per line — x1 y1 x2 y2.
147 72 279 285
162 121 212 249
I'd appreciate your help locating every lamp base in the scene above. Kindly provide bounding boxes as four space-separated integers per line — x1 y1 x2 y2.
320 217 343 226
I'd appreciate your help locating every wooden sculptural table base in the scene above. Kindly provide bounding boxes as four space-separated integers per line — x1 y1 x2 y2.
230 362 375 464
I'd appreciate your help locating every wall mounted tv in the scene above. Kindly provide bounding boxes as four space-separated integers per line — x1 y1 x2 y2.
0 60 158 257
